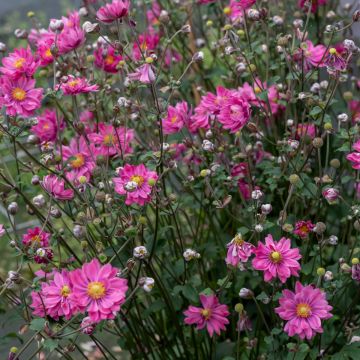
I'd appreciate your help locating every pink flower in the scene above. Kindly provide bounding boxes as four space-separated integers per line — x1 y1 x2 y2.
322 188 340 204
34 248 54 264
30 288 47 318
58 75 99 95
36 38 56 66
0 47 38 79
162 101 189 135
57 12 85 54
296 123 316 139
132 30 160 61
81 316 96 334
40 175 74 200
0 76 43 117
226 0 245 22
294 220 315 238
128 62 156 84
275 282 332 340
349 100 360 124
232 0 256 11
184 294 230 337
352 264 360 282
88 123 134 157
146 2 161 25
347 140 360 169
40 270 78 320
0 224 5 238
22 227 50 248
96 0 130 23
94 45 123 73
226 234 255 266
252 234 301 283
31 109 65 142
61 137 96 183
294 41 326 71
218 94 251 133
69 259 128 322
298 0 327 13
113 164 158 206
324 47 348 71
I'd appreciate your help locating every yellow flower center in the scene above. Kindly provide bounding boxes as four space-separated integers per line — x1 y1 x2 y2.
224 7 232 15
60 285 71 297
254 86 261 94
234 234 244 246
131 175 144 186
87 281 106 300
170 115 177 123
329 48 337 55
201 308 212 320
45 48 53 58
14 57 26 69
145 57 153 64
296 303 311 318
31 235 41 243
300 225 309 234
105 55 115 65
68 80 79 88
70 153 85 169
12 87 26 101
103 134 115 145
43 123 50 130
269 251 282 263
140 42 148 51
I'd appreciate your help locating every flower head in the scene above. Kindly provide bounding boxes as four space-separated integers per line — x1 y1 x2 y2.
128 62 156 84
162 101 189 135
96 0 130 23
22 227 50 248
226 234 255 266
184 294 230 337
31 109 65 142
58 75 99 95
294 220 315 238
70 259 128 322
94 45 123 73
113 164 158 206
252 234 301 283
275 282 332 339
40 175 74 200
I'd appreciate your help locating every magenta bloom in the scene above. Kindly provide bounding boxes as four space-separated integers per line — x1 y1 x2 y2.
69 259 128 322
275 282 332 340
31 109 64 142
128 63 156 84
96 0 130 23
226 234 255 266
324 47 348 71
347 140 360 169
36 38 56 67
40 175 74 200
57 12 85 54
132 30 160 61
298 0 327 13
232 0 256 10
162 101 189 135
113 164 158 206
58 75 99 95
0 224 5 238
184 294 230 337
94 45 123 73
296 123 316 139
61 137 96 183
0 47 38 79
294 220 315 238
22 227 50 248
0 76 43 117
252 234 301 283
294 41 326 71
322 188 340 204
218 94 251 133
40 270 78 320
30 288 46 318
88 123 134 157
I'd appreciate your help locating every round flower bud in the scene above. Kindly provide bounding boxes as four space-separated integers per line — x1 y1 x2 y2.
31 175 40 185
343 91 353 101
141 277 155 292
282 223 294 232
313 222 326 234
206 20 213 27
133 246 148 259
324 271 333 281
289 174 300 184
261 204 272 215
328 235 338 245
200 169 211 177
8 202 18 215
338 113 349 123
235 303 244 313
352 258 359 265
192 51 204 63
183 248 200 261
330 159 340 168
324 123 332 131
239 288 254 299
138 216 147 225
312 137 323 148
251 190 263 200
317 267 326 276
148 178 156 186
33 195 46 208
254 224 263 233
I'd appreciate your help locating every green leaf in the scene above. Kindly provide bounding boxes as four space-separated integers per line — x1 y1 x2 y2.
29 318 45 331
182 284 198 303
43 339 58 352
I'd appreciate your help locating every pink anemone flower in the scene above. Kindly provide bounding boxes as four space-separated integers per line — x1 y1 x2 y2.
162 101 190 135
40 175 74 200
252 234 301 283
96 0 130 23
0 76 43 117
275 282 332 340
113 164 158 206
22 227 50 248
184 294 230 337
0 47 38 79
69 259 128 322
226 233 255 266
31 109 65 142
58 75 99 95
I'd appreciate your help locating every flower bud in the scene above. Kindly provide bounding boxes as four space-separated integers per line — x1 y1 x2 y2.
317 267 326 276
192 51 204 63
8 202 18 215
324 271 333 281
133 246 148 259
239 288 254 299
183 248 200 261
312 137 323 148
289 174 299 184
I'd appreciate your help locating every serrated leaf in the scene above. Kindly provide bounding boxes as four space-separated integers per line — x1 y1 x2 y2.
29 318 45 331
